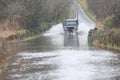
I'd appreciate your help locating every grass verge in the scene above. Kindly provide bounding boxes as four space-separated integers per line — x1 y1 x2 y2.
93 39 120 52
0 40 8 71
7 33 42 43
89 28 120 52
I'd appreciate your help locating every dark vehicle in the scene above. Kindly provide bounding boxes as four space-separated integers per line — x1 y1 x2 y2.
63 19 79 34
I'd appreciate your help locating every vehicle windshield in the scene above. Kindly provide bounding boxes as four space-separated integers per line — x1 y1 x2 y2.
64 20 78 26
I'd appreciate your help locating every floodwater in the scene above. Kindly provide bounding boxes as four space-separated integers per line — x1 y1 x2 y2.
1 3 120 80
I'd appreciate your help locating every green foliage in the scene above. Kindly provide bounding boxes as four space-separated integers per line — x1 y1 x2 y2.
16 29 30 38
103 16 113 29
93 28 120 52
97 29 106 34
99 28 120 46
17 30 30 35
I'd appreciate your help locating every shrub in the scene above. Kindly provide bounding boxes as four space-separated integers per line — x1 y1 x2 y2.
17 29 30 38
103 16 113 29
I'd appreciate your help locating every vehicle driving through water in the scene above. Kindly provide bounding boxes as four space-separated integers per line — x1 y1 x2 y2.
63 19 79 34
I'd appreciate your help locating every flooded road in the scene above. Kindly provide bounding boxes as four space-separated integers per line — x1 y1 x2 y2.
2 3 120 80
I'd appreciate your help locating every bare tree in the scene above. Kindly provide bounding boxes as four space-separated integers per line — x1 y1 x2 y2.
87 0 120 28
0 0 73 31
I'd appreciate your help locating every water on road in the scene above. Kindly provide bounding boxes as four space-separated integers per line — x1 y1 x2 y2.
1 3 120 80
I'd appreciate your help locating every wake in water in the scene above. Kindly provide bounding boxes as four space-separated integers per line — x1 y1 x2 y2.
43 23 64 36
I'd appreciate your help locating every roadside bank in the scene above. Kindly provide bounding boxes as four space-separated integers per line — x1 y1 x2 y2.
89 28 120 52
0 21 58 73
0 39 8 73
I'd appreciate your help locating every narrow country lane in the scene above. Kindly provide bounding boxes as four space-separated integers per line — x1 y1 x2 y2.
1 3 120 80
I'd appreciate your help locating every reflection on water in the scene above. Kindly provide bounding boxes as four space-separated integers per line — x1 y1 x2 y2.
64 34 79 47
